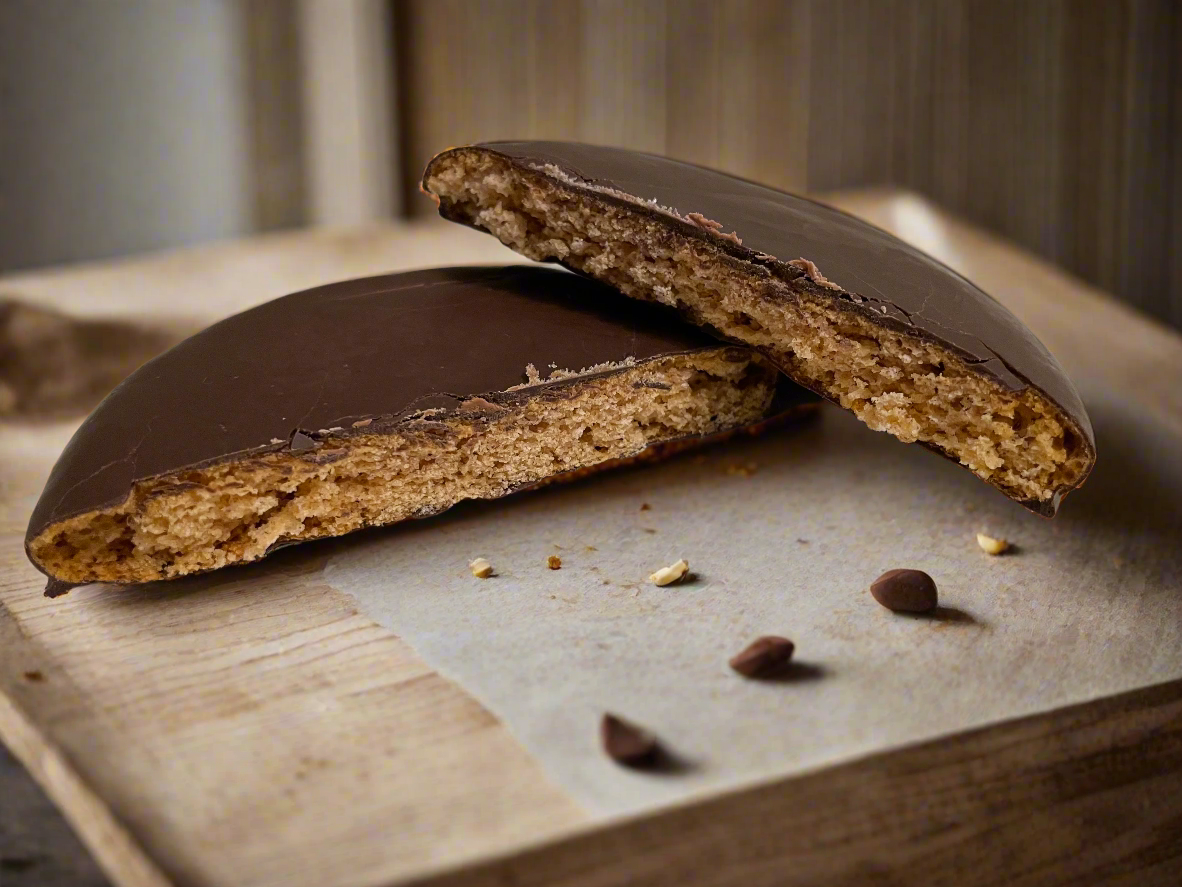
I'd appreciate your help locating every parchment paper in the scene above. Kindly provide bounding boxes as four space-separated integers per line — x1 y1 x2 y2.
326 383 1182 817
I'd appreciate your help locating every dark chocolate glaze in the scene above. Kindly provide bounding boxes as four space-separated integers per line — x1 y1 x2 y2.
426 142 1095 512
28 266 802 545
43 578 81 598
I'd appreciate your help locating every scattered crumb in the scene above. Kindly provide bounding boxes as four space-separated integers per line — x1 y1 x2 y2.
976 533 1010 555
602 579 611 585
351 418 372 428
640 503 651 511
547 555 562 570
725 461 758 477
643 528 658 534
468 557 494 578
796 538 809 545
585 545 598 552
22 670 45 682
650 558 690 586
553 543 563 550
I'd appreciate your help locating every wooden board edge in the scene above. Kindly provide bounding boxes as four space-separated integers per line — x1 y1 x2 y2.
410 678 1182 887
0 605 174 887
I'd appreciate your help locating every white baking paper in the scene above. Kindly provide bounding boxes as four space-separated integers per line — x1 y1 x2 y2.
326 386 1182 818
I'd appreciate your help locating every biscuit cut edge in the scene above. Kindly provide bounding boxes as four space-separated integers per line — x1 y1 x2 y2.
423 147 1094 513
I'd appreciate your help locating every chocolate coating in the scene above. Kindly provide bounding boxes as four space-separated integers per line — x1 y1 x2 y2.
28 266 807 545
426 142 1095 512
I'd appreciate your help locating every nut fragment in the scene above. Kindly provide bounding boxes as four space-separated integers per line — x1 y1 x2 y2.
468 557 494 578
725 461 758 477
870 569 938 613
649 558 689 586
976 533 1010 555
547 555 562 570
729 636 795 678
600 713 660 767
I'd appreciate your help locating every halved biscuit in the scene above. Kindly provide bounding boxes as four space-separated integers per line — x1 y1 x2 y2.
423 142 1095 514
27 266 813 589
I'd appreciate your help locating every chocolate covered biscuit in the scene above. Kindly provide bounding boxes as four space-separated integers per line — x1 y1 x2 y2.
424 142 1095 514
26 266 812 587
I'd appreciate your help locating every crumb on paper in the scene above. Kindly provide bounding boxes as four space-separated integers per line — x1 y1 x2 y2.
23 670 45 682
351 418 373 428
726 461 758 477
796 538 809 545
976 533 1010 555
547 555 562 570
650 558 689 586
585 545 598 552
640 503 651 511
643 528 657 534
469 557 494 578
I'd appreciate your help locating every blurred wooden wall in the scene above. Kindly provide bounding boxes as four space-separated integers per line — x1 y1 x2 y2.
392 0 1181 330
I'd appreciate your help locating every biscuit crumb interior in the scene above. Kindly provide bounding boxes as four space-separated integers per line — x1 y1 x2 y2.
30 351 776 584
425 150 1092 506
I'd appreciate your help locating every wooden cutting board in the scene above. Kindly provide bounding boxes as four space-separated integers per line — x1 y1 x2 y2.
2 191 1180 887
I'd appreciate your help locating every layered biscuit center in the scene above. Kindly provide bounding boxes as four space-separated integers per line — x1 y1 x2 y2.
29 351 777 584
426 151 1092 506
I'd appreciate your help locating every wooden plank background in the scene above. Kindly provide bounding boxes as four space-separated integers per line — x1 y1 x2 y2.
392 0 1181 331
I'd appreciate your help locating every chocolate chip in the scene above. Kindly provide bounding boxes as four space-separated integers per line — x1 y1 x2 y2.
601 713 659 767
729 636 795 678
870 569 938 613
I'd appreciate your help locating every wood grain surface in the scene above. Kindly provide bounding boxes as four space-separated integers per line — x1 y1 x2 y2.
392 0 1182 330
1 191 1180 887
415 679 1182 887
